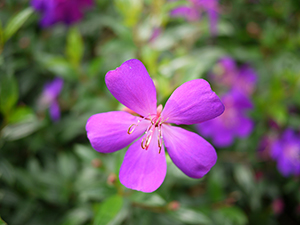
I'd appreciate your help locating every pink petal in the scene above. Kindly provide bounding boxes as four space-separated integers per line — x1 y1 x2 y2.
105 59 157 117
163 125 217 178
86 111 148 153
162 79 224 125
119 130 167 192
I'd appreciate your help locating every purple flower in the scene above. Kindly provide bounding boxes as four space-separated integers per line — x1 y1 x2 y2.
31 0 93 27
86 59 224 192
235 65 257 96
197 90 254 147
39 77 63 121
210 57 257 96
170 0 219 36
271 129 300 177
210 57 238 87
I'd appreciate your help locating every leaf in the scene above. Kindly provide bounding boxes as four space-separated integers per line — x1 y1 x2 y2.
169 208 212 225
0 21 3 53
234 164 255 195
130 192 166 207
217 206 248 225
88 57 103 78
0 74 18 117
114 0 143 27
62 207 92 225
37 54 78 80
66 27 84 68
93 195 123 225
57 153 78 180
0 159 16 185
3 8 33 42
1 117 42 141
0 217 7 225
8 106 35 124
74 144 100 162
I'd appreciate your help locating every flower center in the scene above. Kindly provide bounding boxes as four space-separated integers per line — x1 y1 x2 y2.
127 105 168 153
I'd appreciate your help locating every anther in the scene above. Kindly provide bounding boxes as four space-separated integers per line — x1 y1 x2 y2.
158 140 162 154
127 124 136 134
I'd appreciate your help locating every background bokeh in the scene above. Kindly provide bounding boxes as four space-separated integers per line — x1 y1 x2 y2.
1 0 300 224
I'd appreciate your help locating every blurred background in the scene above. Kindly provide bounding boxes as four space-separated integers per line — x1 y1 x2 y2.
1 0 300 224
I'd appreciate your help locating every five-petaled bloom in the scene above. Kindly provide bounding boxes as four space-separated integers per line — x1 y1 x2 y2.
86 59 224 192
271 129 300 177
38 77 63 121
31 0 93 27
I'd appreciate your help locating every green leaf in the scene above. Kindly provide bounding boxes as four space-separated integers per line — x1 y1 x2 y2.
169 208 212 225
74 144 100 162
62 207 91 225
94 195 123 225
0 159 16 185
0 74 18 117
114 0 143 27
0 21 3 53
3 8 33 42
1 117 42 141
8 106 35 124
66 27 84 68
88 57 103 78
234 164 255 195
0 217 7 225
217 206 248 225
57 153 78 180
37 54 78 80
130 192 166 207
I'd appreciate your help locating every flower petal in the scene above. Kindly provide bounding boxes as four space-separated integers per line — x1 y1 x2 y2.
163 125 217 178
105 59 157 117
119 130 167 192
49 100 60 121
236 116 254 138
162 79 224 125
86 111 148 153
170 6 200 21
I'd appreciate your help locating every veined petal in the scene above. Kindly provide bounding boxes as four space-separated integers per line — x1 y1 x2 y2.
162 79 224 125
119 130 167 192
86 111 148 153
105 59 157 117
163 125 217 179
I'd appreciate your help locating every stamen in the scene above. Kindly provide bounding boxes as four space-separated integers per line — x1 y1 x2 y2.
141 136 146 149
158 140 162 154
157 125 163 154
127 124 136 134
127 117 147 135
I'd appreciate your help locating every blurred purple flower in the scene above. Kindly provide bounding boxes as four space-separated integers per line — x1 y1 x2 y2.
211 57 257 95
170 0 219 35
197 90 254 147
271 129 300 177
39 77 63 121
235 65 257 95
210 57 238 87
86 59 224 192
31 0 93 27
